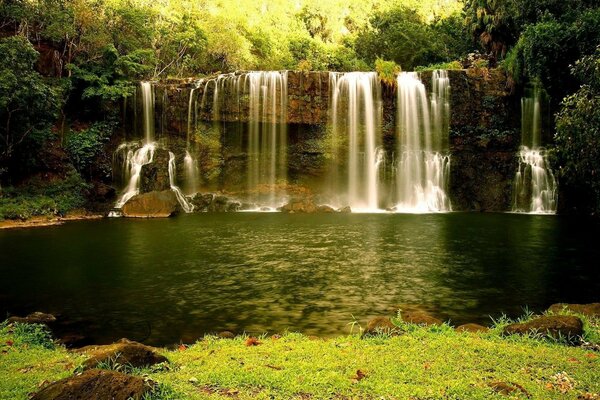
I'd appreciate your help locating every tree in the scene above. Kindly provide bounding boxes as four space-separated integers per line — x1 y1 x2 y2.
554 47 600 213
0 36 62 182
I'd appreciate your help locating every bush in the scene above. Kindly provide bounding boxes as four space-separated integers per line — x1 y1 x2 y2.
553 47 600 214
65 121 115 178
0 170 89 220
375 58 400 86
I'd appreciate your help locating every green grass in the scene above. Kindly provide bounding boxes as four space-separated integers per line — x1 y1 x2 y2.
0 171 89 221
1 315 599 400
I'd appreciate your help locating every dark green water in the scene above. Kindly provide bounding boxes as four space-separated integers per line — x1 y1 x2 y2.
1 213 598 345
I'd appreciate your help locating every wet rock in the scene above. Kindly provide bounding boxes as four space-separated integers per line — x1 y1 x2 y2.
122 190 178 218
191 193 214 211
76 338 168 370
227 201 241 212
280 198 317 213
503 315 584 340
316 205 335 213
218 331 235 339
399 311 443 326
240 203 257 211
548 303 600 318
139 149 171 193
209 195 230 212
456 323 489 333
31 369 154 400
338 206 352 213
8 312 56 325
362 317 400 337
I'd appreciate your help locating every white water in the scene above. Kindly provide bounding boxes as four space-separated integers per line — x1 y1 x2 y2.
114 143 156 208
113 82 195 213
183 150 199 195
394 71 451 213
512 89 557 214
140 81 155 143
201 71 288 207
168 152 195 213
329 72 383 212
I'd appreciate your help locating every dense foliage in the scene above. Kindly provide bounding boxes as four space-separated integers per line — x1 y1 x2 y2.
1 0 600 214
0 36 63 181
554 47 600 214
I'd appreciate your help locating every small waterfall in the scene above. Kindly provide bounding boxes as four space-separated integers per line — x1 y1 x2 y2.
394 71 451 213
184 85 200 195
203 71 288 208
114 143 156 208
329 72 383 212
183 150 199 195
512 88 557 214
168 152 195 213
140 81 155 143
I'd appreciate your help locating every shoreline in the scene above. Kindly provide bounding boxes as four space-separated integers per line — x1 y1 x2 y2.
0 213 104 230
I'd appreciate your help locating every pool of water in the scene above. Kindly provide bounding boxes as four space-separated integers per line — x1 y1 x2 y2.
1 212 598 345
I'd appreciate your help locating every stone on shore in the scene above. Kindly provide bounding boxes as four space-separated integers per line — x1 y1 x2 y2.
76 338 168 370
122 190 178 218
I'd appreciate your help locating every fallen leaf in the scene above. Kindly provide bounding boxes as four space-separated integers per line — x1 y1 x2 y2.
6 340 13 347
245 337 261 346
568 357 581 363
178 344 187 352
351 369 367 383
265 364 283 370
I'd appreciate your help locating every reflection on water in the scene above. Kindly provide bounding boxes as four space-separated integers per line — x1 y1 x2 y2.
0 213 598 345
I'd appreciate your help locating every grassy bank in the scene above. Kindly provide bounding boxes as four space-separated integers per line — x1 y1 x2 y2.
1 315 599 400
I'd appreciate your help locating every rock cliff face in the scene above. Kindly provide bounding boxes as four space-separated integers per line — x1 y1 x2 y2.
121 69 519 211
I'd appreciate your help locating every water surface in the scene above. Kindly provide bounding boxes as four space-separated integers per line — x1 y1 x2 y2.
1 213 598 345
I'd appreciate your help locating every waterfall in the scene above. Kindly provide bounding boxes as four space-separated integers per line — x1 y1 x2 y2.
114 143 156 208
329 72 383 212
184 86 200 195
512 88 557 214
183 150 199 195
168 152 195 213
394 71 451 213
202 71 288 208
140 81 155 143
247 71 288 207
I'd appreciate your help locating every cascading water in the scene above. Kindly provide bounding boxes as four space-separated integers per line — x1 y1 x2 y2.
113 143 156 208
168 152 194 213
201 71 288 208
512 88 557 214
329 72 383 212
184 85 200 195
111 81 195 214
394 71 451 213
140 81 155 143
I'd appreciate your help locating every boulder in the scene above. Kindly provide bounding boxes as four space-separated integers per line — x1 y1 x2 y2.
362 317 400 337
76 338 168 370
280 198 317 213
227 201 241 212
399 311 443 326
316 205 335 213
31 369 153 400
456 323 489 333
122 190 178 218
338 206 352 213
191 193 214 211
139 149 171 193
8 312 56 325
503 315 584 340
208 195 230 212
548 303 600 318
